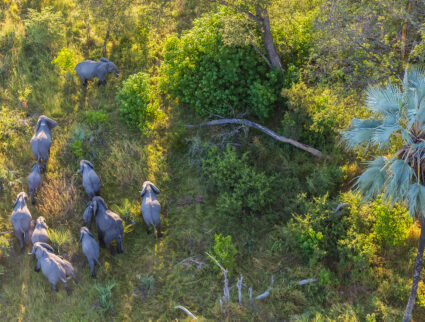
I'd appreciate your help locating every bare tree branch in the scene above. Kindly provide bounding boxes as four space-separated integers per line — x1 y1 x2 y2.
206 252 230 303
174 306 198 320
186 118 329 159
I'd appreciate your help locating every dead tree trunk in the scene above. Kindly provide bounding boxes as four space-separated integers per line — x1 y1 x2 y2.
403 216 425 322
102 28 110 57
186 118 328 159
255 6 282 70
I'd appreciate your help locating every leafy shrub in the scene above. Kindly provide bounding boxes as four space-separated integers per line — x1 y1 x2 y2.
49 228 72 253
162 11 292 119
23 7 64 55
69 139 84 159
110 199 138 225
84 110 109 128
116 72 162 134
202 145 273 222
51 47 78 75
95 280 116 312
210 234 237 275
372 197 412 247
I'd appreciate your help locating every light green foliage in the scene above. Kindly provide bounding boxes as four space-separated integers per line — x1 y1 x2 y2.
95 280 116 312
162 11 289 119
202 145 273 222
116 72 162 134
23 7 64 54
210 234 237 275
48 228 72 253
84 110 109 128
0 235 10 259
110 198 138 224
372 198 412 247
51 47 78 75
69 139 84 159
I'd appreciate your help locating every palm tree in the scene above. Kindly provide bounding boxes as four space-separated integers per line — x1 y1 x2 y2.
343 67 425 322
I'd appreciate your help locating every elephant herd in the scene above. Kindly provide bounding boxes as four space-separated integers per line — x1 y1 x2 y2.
10 114 162 294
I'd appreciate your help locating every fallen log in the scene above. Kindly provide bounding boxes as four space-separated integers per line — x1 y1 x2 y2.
185 118 329 159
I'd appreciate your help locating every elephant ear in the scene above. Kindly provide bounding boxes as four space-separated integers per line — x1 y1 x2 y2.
13 197 19 209
40 242 55 253
85 160 94 169
45 117 57 130
35 117 42 133
150 183 160 194
100 57 110 63
140 185 147 197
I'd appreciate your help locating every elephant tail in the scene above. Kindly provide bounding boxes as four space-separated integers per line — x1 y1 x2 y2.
94 257 102 267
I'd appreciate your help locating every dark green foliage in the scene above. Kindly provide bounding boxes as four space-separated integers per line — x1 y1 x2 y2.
162 11 293 119
202 145 273 224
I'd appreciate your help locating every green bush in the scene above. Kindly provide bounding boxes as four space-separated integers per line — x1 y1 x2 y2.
69 139 84 159
372 197 412 247
116 72 161 134
202 145 273 222
162 11 293 119
84 110 109 128
95 281 116 312
51 47 78 75
210 234 237 275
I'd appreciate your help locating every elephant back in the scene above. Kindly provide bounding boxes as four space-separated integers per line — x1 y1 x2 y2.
96 210 120 232
11 210 32 231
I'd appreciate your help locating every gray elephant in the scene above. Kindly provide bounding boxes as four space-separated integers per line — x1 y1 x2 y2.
30 241 55 271
80 227 101 278
29 242 77 295
31 216 50 244
90 196 124 255
140 181 162 237
27 163 42 204
30 115 57 169
80 160 100 199
83 201 94 229
11 192 33 249
74 57 119 86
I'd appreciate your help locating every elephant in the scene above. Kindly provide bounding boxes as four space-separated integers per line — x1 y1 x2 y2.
27 163 42 204
90 196 124 255
30 241 55 271
83 201 94 229
30 115 57 169
11 192 33 249
29 242 77 295
74 57 119 86
80 227 101 278
31 216 50 244
80 160 100 199
140 181 162 237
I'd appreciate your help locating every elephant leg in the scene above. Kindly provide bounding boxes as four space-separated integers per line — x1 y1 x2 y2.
89 259 96 278
97 79 103 86
117 240 124 254
31 190 35 205
51 283 59 292
34 260 41 272
83 79 87 86
145 224 151 235
97 227 105 248
108 243 115 256
156 224 163 238
16 231 24 249
63 281 71 296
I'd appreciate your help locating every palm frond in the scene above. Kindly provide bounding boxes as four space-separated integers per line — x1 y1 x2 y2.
366 82 403 115
384 159 415 203
354 156 387 200
407 183 425 216
371 116 401 148
406 67 425 107
342 118 382 149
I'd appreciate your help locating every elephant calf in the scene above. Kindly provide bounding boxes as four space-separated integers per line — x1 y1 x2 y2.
31 216 50 244
11 192 33 249
74 57 119 86
140 181 162 237
27 163 42 204
29 242 77 295
30 115 57 169
80 227 101 278
80 160 100 199
90 196 124 255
